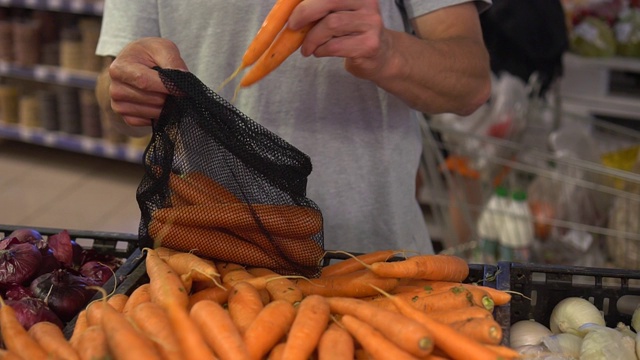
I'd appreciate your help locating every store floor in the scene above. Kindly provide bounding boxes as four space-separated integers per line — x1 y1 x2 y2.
0 139 144 235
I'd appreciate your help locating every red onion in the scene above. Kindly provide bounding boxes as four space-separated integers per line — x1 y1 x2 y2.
79 261 114 286
0 241 42 285
7 228 42 244
4 284 34 300
47 230 73 268
30 269 98 321
6 297 63 330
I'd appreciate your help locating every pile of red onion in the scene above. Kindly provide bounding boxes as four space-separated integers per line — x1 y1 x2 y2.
0 228 125 331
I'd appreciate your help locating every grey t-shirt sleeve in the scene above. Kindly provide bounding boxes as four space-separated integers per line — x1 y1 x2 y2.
404 0 491 19
95 0 160 57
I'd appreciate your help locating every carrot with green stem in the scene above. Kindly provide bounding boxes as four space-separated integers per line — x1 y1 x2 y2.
218 0 303 91
281 294 331 360
448 317 503 345
0 296 49 360
340 315 419 360
243 299 297 360
369 284 494 313
191 300 251 360
369 284 507 360
326 296 433 357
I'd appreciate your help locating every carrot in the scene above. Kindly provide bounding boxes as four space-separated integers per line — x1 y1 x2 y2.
448 317 503 345
354 348 374 360
166 305 218 360
227 281 265 335
0 297 49 360
156 246 222 283
317 322 355 360
272 235 325 267
426 306 494 326
0 350 23 360
239 21 315 88
469 285 512 306
267 342 286 360
404 280 512 306
321 249 401 277
148 221 298 271
28 321 80 360
247 267 304 304
340 315 419 360
73 325 110 360
327 296 433 357
484 345 521 359
190 300 251 360
168 171 241 205
129 302 184 360
219 0 303 90
369 285 492 313
122 283 152 315
144 247 190 310
99 298 162 360
370 285 504 360
219 262 254 285
243 300 297 360
293 269 399 298
188 286 231 309
69 309 88 346
152 203 322 239
370 254 470 282
281 294 331 360
107 293 129 312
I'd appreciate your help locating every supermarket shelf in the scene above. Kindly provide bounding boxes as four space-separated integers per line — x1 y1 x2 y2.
0 0 103 15
0 122 144 163
0 62 98 89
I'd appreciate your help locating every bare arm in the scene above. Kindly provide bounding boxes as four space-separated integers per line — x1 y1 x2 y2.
290 0 491 116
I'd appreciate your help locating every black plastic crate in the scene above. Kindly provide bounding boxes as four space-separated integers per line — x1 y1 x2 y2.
494 261 640 346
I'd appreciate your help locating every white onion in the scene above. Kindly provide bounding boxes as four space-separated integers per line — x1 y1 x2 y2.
580 324 637 360
549 297 605 336
542 333 582 358
510 319 553 348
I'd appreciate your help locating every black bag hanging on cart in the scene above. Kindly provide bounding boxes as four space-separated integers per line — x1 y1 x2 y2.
136 68 324 278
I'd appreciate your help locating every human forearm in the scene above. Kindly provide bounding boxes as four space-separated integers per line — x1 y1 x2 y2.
360 29 491 116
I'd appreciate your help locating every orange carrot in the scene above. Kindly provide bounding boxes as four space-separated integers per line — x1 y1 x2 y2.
247 267 304 304
190 300 251 360
404 280 512 306
107 293 129 312
371 286 504 360
69 309 88 346
354 348 374 360
188 286 231 309
145 247 190 310
281 294 331 360
293 269 399 298
152 203 322 239
28 321 80 360
129 302 184 360
243 300 297 360
0 350 26 360
156 246 222 283
448 317 503 345
267 342 286 360
239 21 315 88
484 345 521 359
0 297 49 360
100 299 162 360
122 283 152 315
321 250 400 277
425 306 494 326
317 322 355 360
327 296 433 357
369 285 492 313
72 325 110 360
166 305 218 360
168 171 240 205
340 315 419 360
370 255 469 282
227 281 265 335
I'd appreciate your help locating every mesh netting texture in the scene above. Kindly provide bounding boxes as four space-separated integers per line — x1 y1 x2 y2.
136 68 324 278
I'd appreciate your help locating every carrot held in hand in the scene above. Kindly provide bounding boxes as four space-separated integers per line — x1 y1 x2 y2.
219 0 303 90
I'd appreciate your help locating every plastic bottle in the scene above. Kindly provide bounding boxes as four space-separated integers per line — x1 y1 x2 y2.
475 186 510 263
499 190 535 262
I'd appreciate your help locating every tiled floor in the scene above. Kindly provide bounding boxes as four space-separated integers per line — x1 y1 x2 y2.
0 139 144 235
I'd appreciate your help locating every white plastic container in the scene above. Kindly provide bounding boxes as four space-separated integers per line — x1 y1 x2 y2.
499 190 535 262
476 186 510 263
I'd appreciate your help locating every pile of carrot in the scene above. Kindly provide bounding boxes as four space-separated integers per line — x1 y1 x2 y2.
0 247 522 360
149 170 325 278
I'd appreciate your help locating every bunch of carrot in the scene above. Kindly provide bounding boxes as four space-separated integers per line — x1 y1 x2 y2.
149 170 325 278
0 246 523 360
218 0 312 95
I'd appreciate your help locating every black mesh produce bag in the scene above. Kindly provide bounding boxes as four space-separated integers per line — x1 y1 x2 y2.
136 68 324 278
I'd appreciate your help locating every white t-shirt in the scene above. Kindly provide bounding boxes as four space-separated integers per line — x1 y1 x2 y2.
97 0 489 255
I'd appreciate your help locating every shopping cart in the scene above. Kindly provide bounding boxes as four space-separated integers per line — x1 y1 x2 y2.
418 82 640 270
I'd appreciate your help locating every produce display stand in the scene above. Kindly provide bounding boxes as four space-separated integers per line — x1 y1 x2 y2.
494 260 640 346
